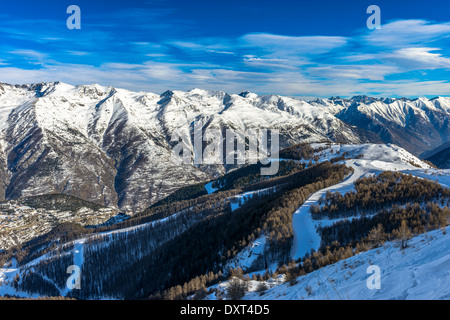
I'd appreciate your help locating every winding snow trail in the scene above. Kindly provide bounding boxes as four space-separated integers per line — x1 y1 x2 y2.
290 156 450 261
290 160 366 260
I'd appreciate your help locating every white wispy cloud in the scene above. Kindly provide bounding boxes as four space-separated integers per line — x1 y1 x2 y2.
7 49 48 65
238 33 349 69
340 46 450 73
2 15 450 98
241 33 348 53
66 51 91 56
168 39 236 55
243 56 301 70
364 19 450 47
386 47 450 70
306 64 400 81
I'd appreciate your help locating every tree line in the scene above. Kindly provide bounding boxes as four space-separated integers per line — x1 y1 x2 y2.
310 171 450 219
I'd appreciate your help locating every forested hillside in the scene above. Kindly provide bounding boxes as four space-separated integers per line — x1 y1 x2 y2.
2 161 352 299
1 142 449 301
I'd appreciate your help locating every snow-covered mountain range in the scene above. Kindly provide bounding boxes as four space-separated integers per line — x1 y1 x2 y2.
311 95 450 156
0 82 448 212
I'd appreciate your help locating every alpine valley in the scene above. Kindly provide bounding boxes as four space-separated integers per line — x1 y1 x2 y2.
0 81 449 300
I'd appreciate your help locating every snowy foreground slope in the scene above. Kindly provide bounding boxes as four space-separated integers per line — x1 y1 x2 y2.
204 143 450 300
211 226 450 300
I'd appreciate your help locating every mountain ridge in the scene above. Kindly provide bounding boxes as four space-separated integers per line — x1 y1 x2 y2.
0 81 448 212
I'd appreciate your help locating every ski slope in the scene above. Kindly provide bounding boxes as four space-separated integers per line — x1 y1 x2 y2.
229 186 277 212
291 160 366 260
224 235 267 271
290 143 448 261
204 181 218 194
243 227 450 300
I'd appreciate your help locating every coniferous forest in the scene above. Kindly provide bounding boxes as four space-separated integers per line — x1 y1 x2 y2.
4 161 354 299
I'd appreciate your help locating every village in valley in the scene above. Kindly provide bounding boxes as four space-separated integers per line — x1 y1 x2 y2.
0 199 118 250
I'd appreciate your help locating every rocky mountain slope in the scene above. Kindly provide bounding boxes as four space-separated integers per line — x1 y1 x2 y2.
0 82 448 212
0 194 118 250
0 82 378 212
310 96 450 156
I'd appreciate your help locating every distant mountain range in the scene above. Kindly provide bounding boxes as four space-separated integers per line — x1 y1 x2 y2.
310 95 450 156
0 81 449 212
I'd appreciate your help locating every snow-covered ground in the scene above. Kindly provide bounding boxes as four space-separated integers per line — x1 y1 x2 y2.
204 181 219 194
229 186 277 212
0 237 87 298
208 227 450 300
240 227 450 300
0 245 69 298
290 143 449 260
402 168 450 188
224 235 267 271
290 159 365 260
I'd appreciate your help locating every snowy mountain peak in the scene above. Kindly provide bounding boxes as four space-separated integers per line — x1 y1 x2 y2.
238 91 258 99
350 95 379 104
74 83 116 99
27 81 62 97
160 89 174 99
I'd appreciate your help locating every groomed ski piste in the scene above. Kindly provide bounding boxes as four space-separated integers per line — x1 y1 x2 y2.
290 143 448 261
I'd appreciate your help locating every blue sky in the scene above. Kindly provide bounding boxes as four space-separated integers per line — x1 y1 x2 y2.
1 0 450 97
